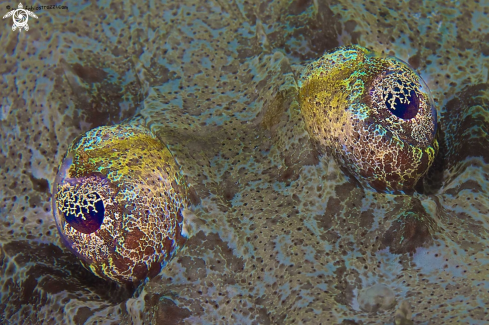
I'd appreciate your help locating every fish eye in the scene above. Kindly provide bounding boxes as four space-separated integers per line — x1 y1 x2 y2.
379 74 419 120
58 186 105 234
298 46 438 193
52 124 190 284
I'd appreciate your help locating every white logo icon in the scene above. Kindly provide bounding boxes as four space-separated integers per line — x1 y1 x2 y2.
3 3 38 32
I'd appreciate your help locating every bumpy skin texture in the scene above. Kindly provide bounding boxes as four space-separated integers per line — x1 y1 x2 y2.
299 46 438 193
52 124 188 284
1 0 489 324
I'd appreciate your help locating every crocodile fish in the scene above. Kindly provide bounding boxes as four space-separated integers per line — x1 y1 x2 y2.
1 0 488 324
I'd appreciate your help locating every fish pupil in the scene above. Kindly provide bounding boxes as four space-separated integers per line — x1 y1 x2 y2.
64 193 105 234
385 87 419 120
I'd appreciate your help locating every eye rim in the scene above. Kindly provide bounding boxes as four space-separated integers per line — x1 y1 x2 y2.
52 124 191 283
298 45 440 193
366 59 437 148
53 172 119 261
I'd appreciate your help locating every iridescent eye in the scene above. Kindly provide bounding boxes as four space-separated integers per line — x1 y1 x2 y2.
298 46 438 193
382 76 419 119
52 124 190 284
59 186 105 234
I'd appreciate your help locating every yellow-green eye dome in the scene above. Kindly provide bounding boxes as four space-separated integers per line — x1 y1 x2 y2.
298 46 438 193
52 124 189 284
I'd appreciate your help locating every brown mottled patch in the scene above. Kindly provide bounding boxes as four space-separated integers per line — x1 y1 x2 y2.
442 84 489 176
177 256 207 281
74 307 94 325
144 295 192 325
72 64 107 84
342 320 363 325
260 90 288 131
123 228 145 249
187 231 245 274
213 171 240 211
333 263 358 307
132 262 149 279
316 197 341 230
443 179 483 196
287 0 313 15
0 241 129 321
359 210 375 229
380 212 434 254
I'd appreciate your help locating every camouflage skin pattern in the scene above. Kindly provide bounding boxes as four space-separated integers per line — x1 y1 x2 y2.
298 46 438 193
1 0 489 324
52 124 189 284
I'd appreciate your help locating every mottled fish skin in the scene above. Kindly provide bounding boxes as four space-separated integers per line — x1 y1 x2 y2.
1 0 489 324
298 46 438 193
52 124 189 284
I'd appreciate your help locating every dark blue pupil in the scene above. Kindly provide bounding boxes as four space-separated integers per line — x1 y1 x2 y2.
385 82 419 120
63 193 105 234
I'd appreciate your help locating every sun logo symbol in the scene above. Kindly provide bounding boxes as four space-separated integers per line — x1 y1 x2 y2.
3 3 38 32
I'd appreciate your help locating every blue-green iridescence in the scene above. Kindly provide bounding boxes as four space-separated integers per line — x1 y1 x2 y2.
298 46 438 193
52 124 189 284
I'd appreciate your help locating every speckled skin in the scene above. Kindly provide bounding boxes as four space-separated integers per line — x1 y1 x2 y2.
52 124 189 284
298 46 438 193
1 0 489 324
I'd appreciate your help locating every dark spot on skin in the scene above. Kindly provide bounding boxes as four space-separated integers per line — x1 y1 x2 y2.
287 2 340 60
215 171 239 211
140 57 172 88
425 41 441 53
481 43 489 56
27 173 50 194
8 180 17 189
260 90 289 131
278 167 297 182
408 53 421 70
170 231 245 285
72 63 107 84
123 228 145 249
109 255 132 274
334 181 360 198
62 59 140 129
28 195 42 208
342 320 363 325
19 272 38 304
187 187 201 205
